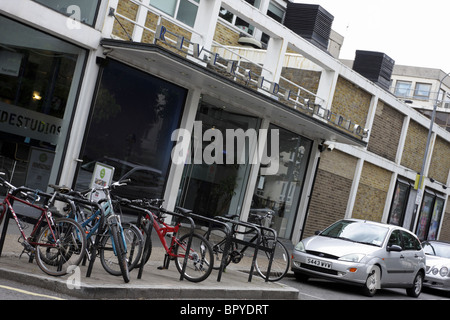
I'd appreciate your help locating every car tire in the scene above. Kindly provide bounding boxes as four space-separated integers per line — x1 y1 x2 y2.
361 265 380 297
406 271 423 298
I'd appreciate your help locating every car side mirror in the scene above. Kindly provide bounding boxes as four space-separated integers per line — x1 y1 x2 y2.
314 230 321 235
387 244 402 252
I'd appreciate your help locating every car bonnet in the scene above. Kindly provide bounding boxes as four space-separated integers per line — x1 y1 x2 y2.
303 235 381 258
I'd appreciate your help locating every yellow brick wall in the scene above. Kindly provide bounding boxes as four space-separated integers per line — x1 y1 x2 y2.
302 150 357 238
401 120 429 173
428 136 450 185
331 76 372 133
352 162 392 222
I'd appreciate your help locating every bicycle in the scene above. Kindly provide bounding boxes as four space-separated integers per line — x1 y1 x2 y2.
130 198 214 283
0 173 87 277
51 181 137 283
204 211 290 282
50 184 144 282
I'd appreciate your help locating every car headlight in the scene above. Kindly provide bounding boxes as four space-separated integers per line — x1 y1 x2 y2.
338 253 366 263
440 267 449 277
294 241 305 252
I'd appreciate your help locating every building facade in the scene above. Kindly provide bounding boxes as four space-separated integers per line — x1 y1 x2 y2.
0 0 449 245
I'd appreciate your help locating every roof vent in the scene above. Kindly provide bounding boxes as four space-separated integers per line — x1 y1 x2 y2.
352 50 395 91
283 3 334 52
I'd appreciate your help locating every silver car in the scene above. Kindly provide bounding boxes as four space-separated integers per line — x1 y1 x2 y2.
292 219 426 297
422 241 450 293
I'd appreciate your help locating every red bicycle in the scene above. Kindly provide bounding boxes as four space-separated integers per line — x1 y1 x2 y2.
0 174 87 276
121 198 213 282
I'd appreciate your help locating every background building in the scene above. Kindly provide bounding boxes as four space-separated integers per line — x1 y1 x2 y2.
0 0 449 245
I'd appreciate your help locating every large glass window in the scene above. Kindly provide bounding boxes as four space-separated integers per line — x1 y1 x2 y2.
176 96 259 220
150 0 199 27
0 15 86 190
250 125 312 239
33 0 101 26
75 59 187 200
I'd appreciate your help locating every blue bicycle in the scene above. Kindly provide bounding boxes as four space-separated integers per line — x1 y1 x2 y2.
50 180 143 283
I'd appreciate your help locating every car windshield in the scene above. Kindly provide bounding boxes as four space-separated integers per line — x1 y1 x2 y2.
423 242 450 259
320 220 389 247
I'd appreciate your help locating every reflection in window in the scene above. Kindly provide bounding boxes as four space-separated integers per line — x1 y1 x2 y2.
388 181 410 226
416 192 445 241
251 124 312 239
414 83 431 100
176 98 260 220
0 15 86 188
76 59 187 199
394 81 411 98
33 0 101 26
150 0 199 27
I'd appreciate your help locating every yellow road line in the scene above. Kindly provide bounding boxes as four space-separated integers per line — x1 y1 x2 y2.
0 284 65 300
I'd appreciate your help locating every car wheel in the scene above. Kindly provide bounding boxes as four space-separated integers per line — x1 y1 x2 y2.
361 266 380 297
406 272 423 298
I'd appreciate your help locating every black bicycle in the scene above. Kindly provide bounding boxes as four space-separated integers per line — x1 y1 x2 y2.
204 211 290 282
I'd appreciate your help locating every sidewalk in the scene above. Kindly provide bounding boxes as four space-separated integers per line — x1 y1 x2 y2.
0 232 298 300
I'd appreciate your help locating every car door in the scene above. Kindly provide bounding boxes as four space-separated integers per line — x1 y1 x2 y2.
384 230 408 284
400 230 424 283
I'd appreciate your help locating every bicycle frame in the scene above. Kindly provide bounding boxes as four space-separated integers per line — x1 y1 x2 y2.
0 190 59 250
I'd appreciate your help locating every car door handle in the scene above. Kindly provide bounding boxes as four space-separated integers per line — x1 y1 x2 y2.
400 255 405 259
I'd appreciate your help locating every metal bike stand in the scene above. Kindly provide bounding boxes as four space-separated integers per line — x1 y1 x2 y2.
214 216 262 282
115 202 154 280
175 207 232 282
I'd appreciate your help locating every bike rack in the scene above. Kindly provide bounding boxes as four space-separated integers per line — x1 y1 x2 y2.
175 207 232 282
211 215 278 283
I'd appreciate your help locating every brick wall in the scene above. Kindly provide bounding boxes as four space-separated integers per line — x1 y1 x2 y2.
368 100 404 162
428 136 450 185
302 150 357 238
352 162 392 222
439 202 450 241
331 76 372 133
401 120 429 173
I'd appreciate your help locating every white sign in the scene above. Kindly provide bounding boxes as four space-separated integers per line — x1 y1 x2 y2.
89 162 115 202
0 51 23 77
25 147 55 190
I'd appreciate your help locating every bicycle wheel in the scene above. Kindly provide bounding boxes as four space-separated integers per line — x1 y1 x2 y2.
174 233 213 282
100 223 141 281
255 238 290 282
203 227 232 270
35 217 87 277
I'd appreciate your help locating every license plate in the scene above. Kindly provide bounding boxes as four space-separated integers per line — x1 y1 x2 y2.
306 258 332 269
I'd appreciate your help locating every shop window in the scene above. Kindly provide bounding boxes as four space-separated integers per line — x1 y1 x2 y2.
388 181 410 226
416 192 445 241
150 0 199 27
76 59 187 200
0 15 86 190
33 0 101 26
176 96 260 221
251 125 312 239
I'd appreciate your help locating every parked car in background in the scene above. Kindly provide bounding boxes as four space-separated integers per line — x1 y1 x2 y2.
422 241 450 294
292 219 426 297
